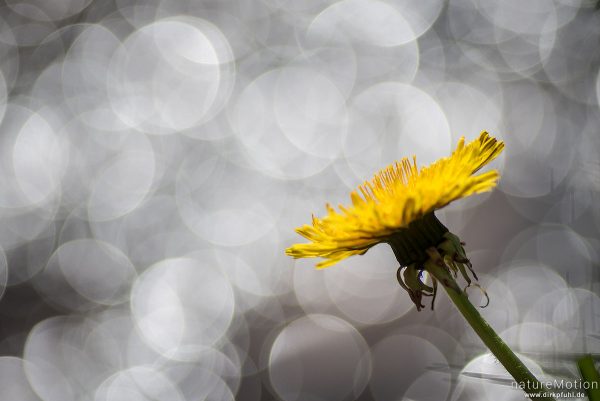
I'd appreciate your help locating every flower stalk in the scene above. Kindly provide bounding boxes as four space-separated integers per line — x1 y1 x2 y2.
577 354 600 401
424 247 556 401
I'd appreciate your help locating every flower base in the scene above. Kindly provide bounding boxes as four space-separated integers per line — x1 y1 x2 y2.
386 213 448 266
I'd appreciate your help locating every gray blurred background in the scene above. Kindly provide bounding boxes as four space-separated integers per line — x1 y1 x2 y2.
0 0 598 400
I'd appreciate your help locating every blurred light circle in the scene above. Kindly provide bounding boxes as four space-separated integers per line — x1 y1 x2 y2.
394 0 444 39
261 0 331 13
7 0 94 22
544 177 593 224
476 273 520 334
0 357 41 401
355 39 420 83
5 221 54 285
108 17 233 134
324 244 414 325
0 7 57 46
274 67 348 159
126 228 207 272
24 317 99 401
452 353 543 401
82 314 127 373
341 111 383 161
434 82 503 145
176 155 279 247
269 314 371 401
0 198 58 252
58 209 97 244
475 0 578 36
191 346 243 395
447 0 504 45
57 120 153 214
131 257 235 360
542 10 600 105
61 24 123 129
182 113 234 141
56 239 135 305
501 322 573 353
414 30 446 85
235 231 294 299
0 30 18 93
345 82 451 181
0 105 63 211
505 224 593 288
87 149 156 222
13 111 66 206
493 260 568 320
571 289 600 350
95 366 184 401
210 249 266 297
291 46 358 99
229 68 334 179
186 249 271 313
167 5 263 62
524 287 600 353
162 364 236 401
293 257 339 317
87 194 182 265
501 82 556 160
370 334 450 401
395 324 466 367
28 24 86 101
371 82 451 165
299 0 420 85
525 288 579 330
103 314 169 369
495 24 557 77
113 2 163 27
36 239 136 310
307 0 416 47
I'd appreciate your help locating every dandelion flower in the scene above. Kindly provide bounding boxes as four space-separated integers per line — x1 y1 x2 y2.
287 131 503 260
286 131 503 309
285 131 556 400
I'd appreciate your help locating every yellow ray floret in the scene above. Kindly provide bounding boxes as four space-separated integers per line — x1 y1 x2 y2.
286 131 504 268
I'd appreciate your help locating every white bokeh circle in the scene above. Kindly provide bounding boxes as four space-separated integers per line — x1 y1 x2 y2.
269 314 371 401
131 257 235 361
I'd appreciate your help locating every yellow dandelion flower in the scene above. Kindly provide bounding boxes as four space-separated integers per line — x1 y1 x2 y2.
286 131 504 270
284 131 558 400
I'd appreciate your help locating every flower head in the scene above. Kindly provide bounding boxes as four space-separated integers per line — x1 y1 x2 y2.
286 131 504 269
284 132 551 395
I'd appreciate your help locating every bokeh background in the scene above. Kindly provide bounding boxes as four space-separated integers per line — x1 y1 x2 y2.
0 0 598 400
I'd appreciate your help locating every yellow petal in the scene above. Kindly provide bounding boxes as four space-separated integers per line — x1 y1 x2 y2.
286 131 504 268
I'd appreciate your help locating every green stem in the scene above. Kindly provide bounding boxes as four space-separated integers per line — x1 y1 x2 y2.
425 258 556 401
577 354 600 401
